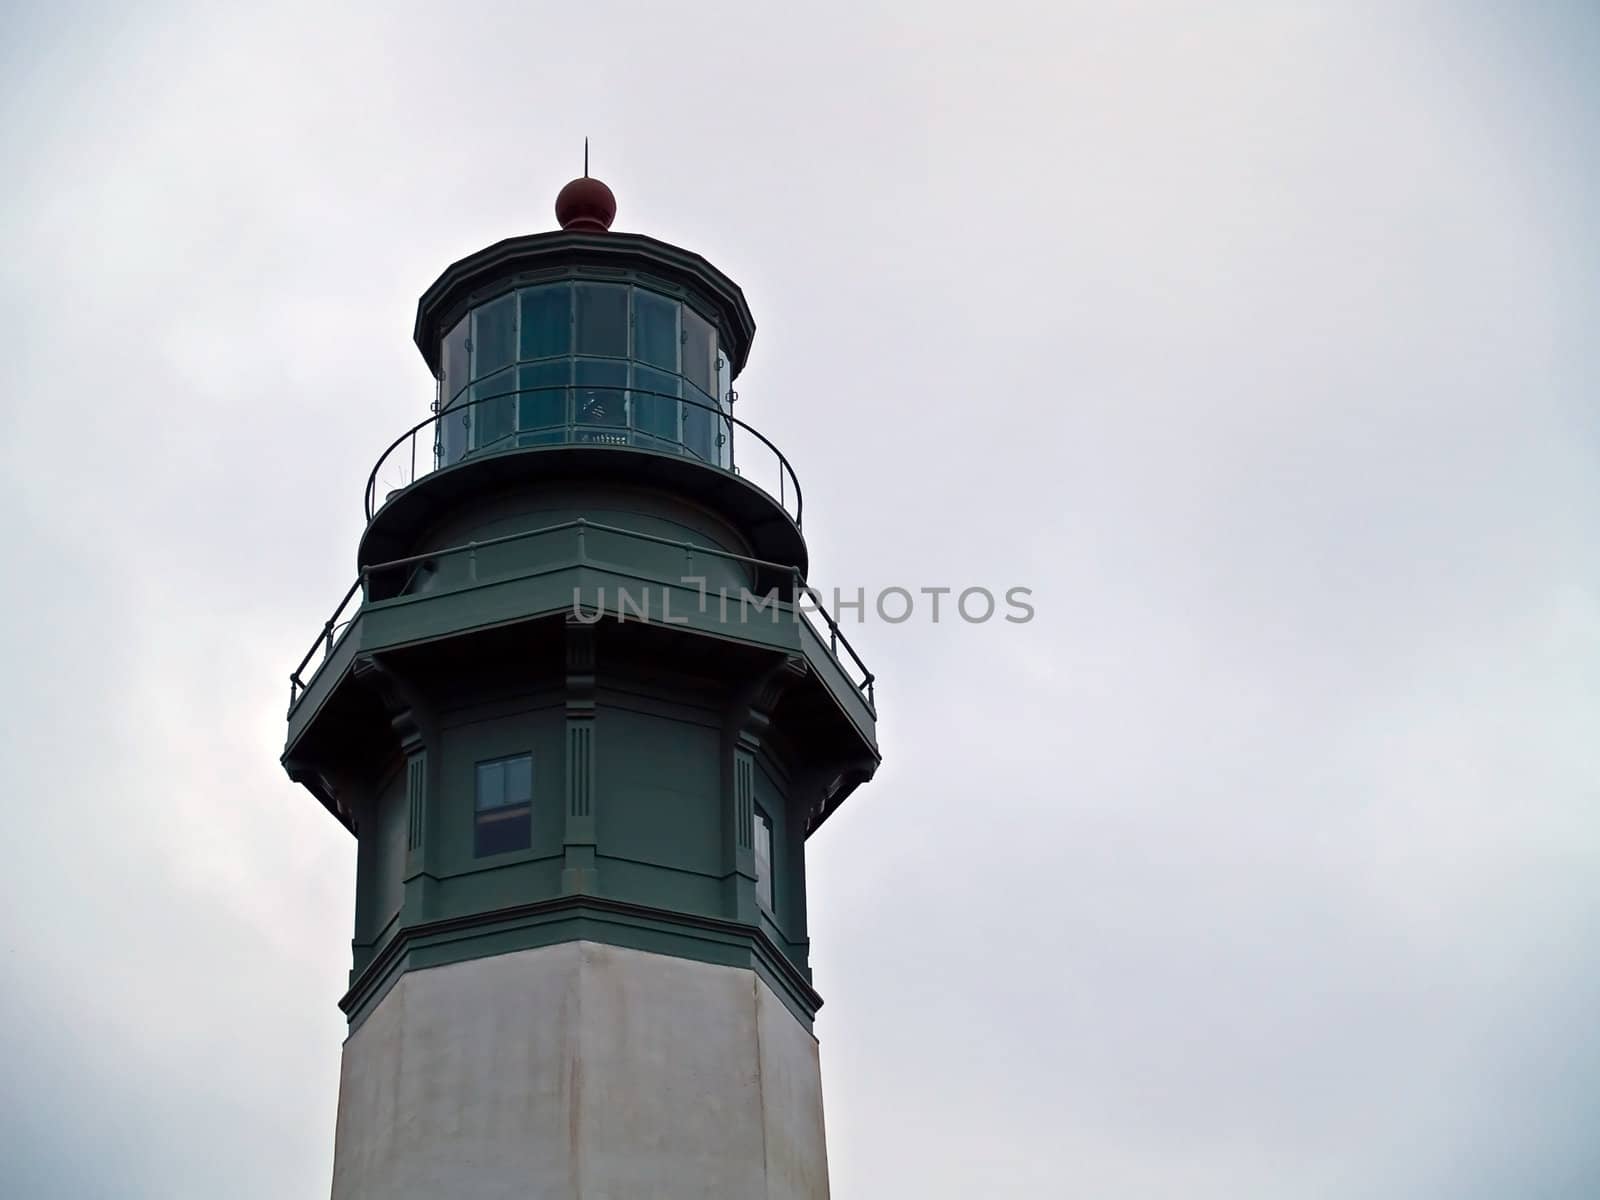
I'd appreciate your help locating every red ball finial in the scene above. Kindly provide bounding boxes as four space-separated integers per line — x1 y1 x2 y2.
555 175 616 231
556 142 616 233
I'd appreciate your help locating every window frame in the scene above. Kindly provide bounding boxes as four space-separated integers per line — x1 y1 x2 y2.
473 752 534 859
752 805 774 914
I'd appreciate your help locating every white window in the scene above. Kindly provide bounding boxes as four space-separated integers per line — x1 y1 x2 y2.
753 807 773 913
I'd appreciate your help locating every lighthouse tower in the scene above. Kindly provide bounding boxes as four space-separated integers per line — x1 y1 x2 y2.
281 172 881 1198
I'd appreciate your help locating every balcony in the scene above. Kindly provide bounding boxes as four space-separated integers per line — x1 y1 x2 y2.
288 391 875 761
367 385 802 527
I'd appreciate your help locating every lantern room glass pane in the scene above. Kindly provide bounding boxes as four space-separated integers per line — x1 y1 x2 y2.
682 306 714 394
716 351 732 467
713 406 731 469
442 316 470 404
519 284 570 360
575 283 628 357
472 293 517 378
632 365 679 449
471 368 516 452
441 397 470 466
634 288 679 370
518 360 569 440
575 359 627 429
683 387 713 462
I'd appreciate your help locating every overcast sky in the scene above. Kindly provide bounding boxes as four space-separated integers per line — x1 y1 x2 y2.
2 2 1597 1196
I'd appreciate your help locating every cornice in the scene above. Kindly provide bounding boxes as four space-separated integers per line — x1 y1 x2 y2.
340 893 824 1031
413 229 757 379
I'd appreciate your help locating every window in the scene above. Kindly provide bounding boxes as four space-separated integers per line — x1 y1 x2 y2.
517 360 569 442
681 305 717 462
519 284 570 360
441 316 470 405
442 402 470 467
435 281 730 470
633 288 679 370
440 316 471 466
683 395 713 462
472 292 517 378
681 306 715 395
752 807 773 913
631 365 679 449
574 283 628 356
475 754 532 857
575 359 628 436
470 368 516 451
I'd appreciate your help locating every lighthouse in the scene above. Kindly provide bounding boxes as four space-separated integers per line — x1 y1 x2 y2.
281 171 881 1197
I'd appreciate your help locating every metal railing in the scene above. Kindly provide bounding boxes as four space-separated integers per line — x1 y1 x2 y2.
365 385 803 527
287 517 875 721
287 575 363 713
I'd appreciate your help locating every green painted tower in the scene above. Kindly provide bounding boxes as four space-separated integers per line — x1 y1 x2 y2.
282 172 880 1197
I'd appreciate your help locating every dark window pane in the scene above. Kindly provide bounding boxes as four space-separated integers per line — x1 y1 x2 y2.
471 369 516 452
475 808 531 856
442 316 470 404
575 283 628 356
632 366 679 448
575 359 627 428
520 284 570 360
682 307 714 394
634 289 679 370
518 361 568 434
472 293 517 378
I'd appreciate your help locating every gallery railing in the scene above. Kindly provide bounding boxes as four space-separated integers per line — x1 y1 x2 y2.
288 575 363 711
364 385 803 527
287 518 876 721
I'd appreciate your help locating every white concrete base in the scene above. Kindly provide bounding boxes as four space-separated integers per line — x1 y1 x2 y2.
330 942 829 1199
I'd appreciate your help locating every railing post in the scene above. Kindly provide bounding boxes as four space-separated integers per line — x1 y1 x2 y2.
683 542 693 578
804 574 836 652
468 541 478 582
576 518 586 562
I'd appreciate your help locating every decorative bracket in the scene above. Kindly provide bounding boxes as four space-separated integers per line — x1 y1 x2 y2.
284 757 359 833
351 653 428 756
351 654 436 912
723 654 807 919
797 757 879 834
728 654 808 757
